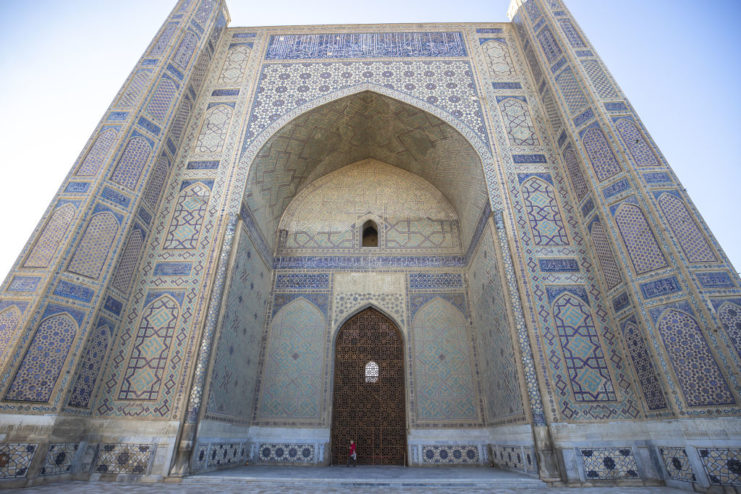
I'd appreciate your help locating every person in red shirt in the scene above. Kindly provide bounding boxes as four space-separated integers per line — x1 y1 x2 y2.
347 439 357 467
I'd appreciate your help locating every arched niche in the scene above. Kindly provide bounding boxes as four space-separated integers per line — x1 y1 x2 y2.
241 90 489 255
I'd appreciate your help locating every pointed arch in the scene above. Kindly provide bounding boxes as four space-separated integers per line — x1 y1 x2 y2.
239 87 493 254
119 294 180 401
551 291 615 402
0 306 22 361
67 211 119 279
656 308 733 406
412 296 478 421
5 313 78 402
76 128 118 176
613 202 667 274
68 323 112 408
256 297 325 421
657 192 716 263
196 104 233 154
24 203 76 268
146 77 178 122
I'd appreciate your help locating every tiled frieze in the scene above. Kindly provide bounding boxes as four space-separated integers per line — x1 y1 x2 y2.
40 443 78 476
94 443 154 475
699 448 741 486
579 447 639 480
0 444 37 480
421 445 480 464
254 443 316 464
658 447 696 483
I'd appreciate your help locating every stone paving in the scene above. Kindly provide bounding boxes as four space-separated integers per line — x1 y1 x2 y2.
4 466 690 493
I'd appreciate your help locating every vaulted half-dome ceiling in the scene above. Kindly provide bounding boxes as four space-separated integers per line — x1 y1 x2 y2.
243 90 489 252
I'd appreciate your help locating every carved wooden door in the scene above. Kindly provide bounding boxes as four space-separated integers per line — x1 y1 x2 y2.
331 308 406 465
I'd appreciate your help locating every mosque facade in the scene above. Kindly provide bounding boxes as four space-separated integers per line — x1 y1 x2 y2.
0 0 739 490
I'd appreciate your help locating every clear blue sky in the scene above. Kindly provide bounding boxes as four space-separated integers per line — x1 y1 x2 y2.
0 0 738 280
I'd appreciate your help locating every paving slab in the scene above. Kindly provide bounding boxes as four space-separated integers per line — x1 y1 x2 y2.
4 466 690 493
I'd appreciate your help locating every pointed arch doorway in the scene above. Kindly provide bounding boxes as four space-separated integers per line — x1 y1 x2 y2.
331 308 407 465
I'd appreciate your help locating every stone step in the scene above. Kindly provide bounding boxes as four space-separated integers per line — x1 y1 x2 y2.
183 466 547 488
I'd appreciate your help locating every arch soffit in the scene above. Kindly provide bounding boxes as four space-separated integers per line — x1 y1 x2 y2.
332 304 405 345
239 85 493 250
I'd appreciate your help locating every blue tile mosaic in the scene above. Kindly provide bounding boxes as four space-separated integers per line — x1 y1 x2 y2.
538 258 580 272
643 172 672 185
640 277 681 299
187 160 220 170
211 89 239 96
64 182 90 194
697 271 735 288
612 292 630 312
573 108 594 127
492 82 522 90
104 296 123 316
409 273 465 290
265 32 467 59
604 102 628 112
101 186 131 208
602 178 630 199
7 276 41 292
274 273 330 290
154 262 193 276
512 154 547 163
53 280 94 303
137 116 161 136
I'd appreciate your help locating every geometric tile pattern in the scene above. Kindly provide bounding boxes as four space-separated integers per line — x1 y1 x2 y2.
118 295 180 401
256 298 325 422
149 22 178 58
717 301 741 358
206 226 269 421
421 445 479 464
657 192 716 263
163 183 211 250
554 67 587 115
0 305 22 361
581 126 622 182
620 317 667 410
558 19 585 48
520 176 569 246
614 118 659 167
588 219 622 290
562 145 589 201
656 308 734 407
110 136 152 191
265 32 467 60
67 211 119 279
218 44 252 85
40 443 78 476
173 32 198 70
536 26 562 63
481 39 515 77
498 97 539 146
552 292 615 402
613 203 667 274
142 156 171 210
195 104 233 154
24 203 76 268
116 69 153 109
659 447 696 482
699 448 741 485
68 323 111 408
580 448 639 480
581 60 618 99
95 443 154 475
468 223 524 423
146 77 178 123
5 313 78 402
256 443 315 464
169 99 192 145
76 128 118 176
412 298 478 422
111 228 145 294
0 444 37 479
194 0 216 24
